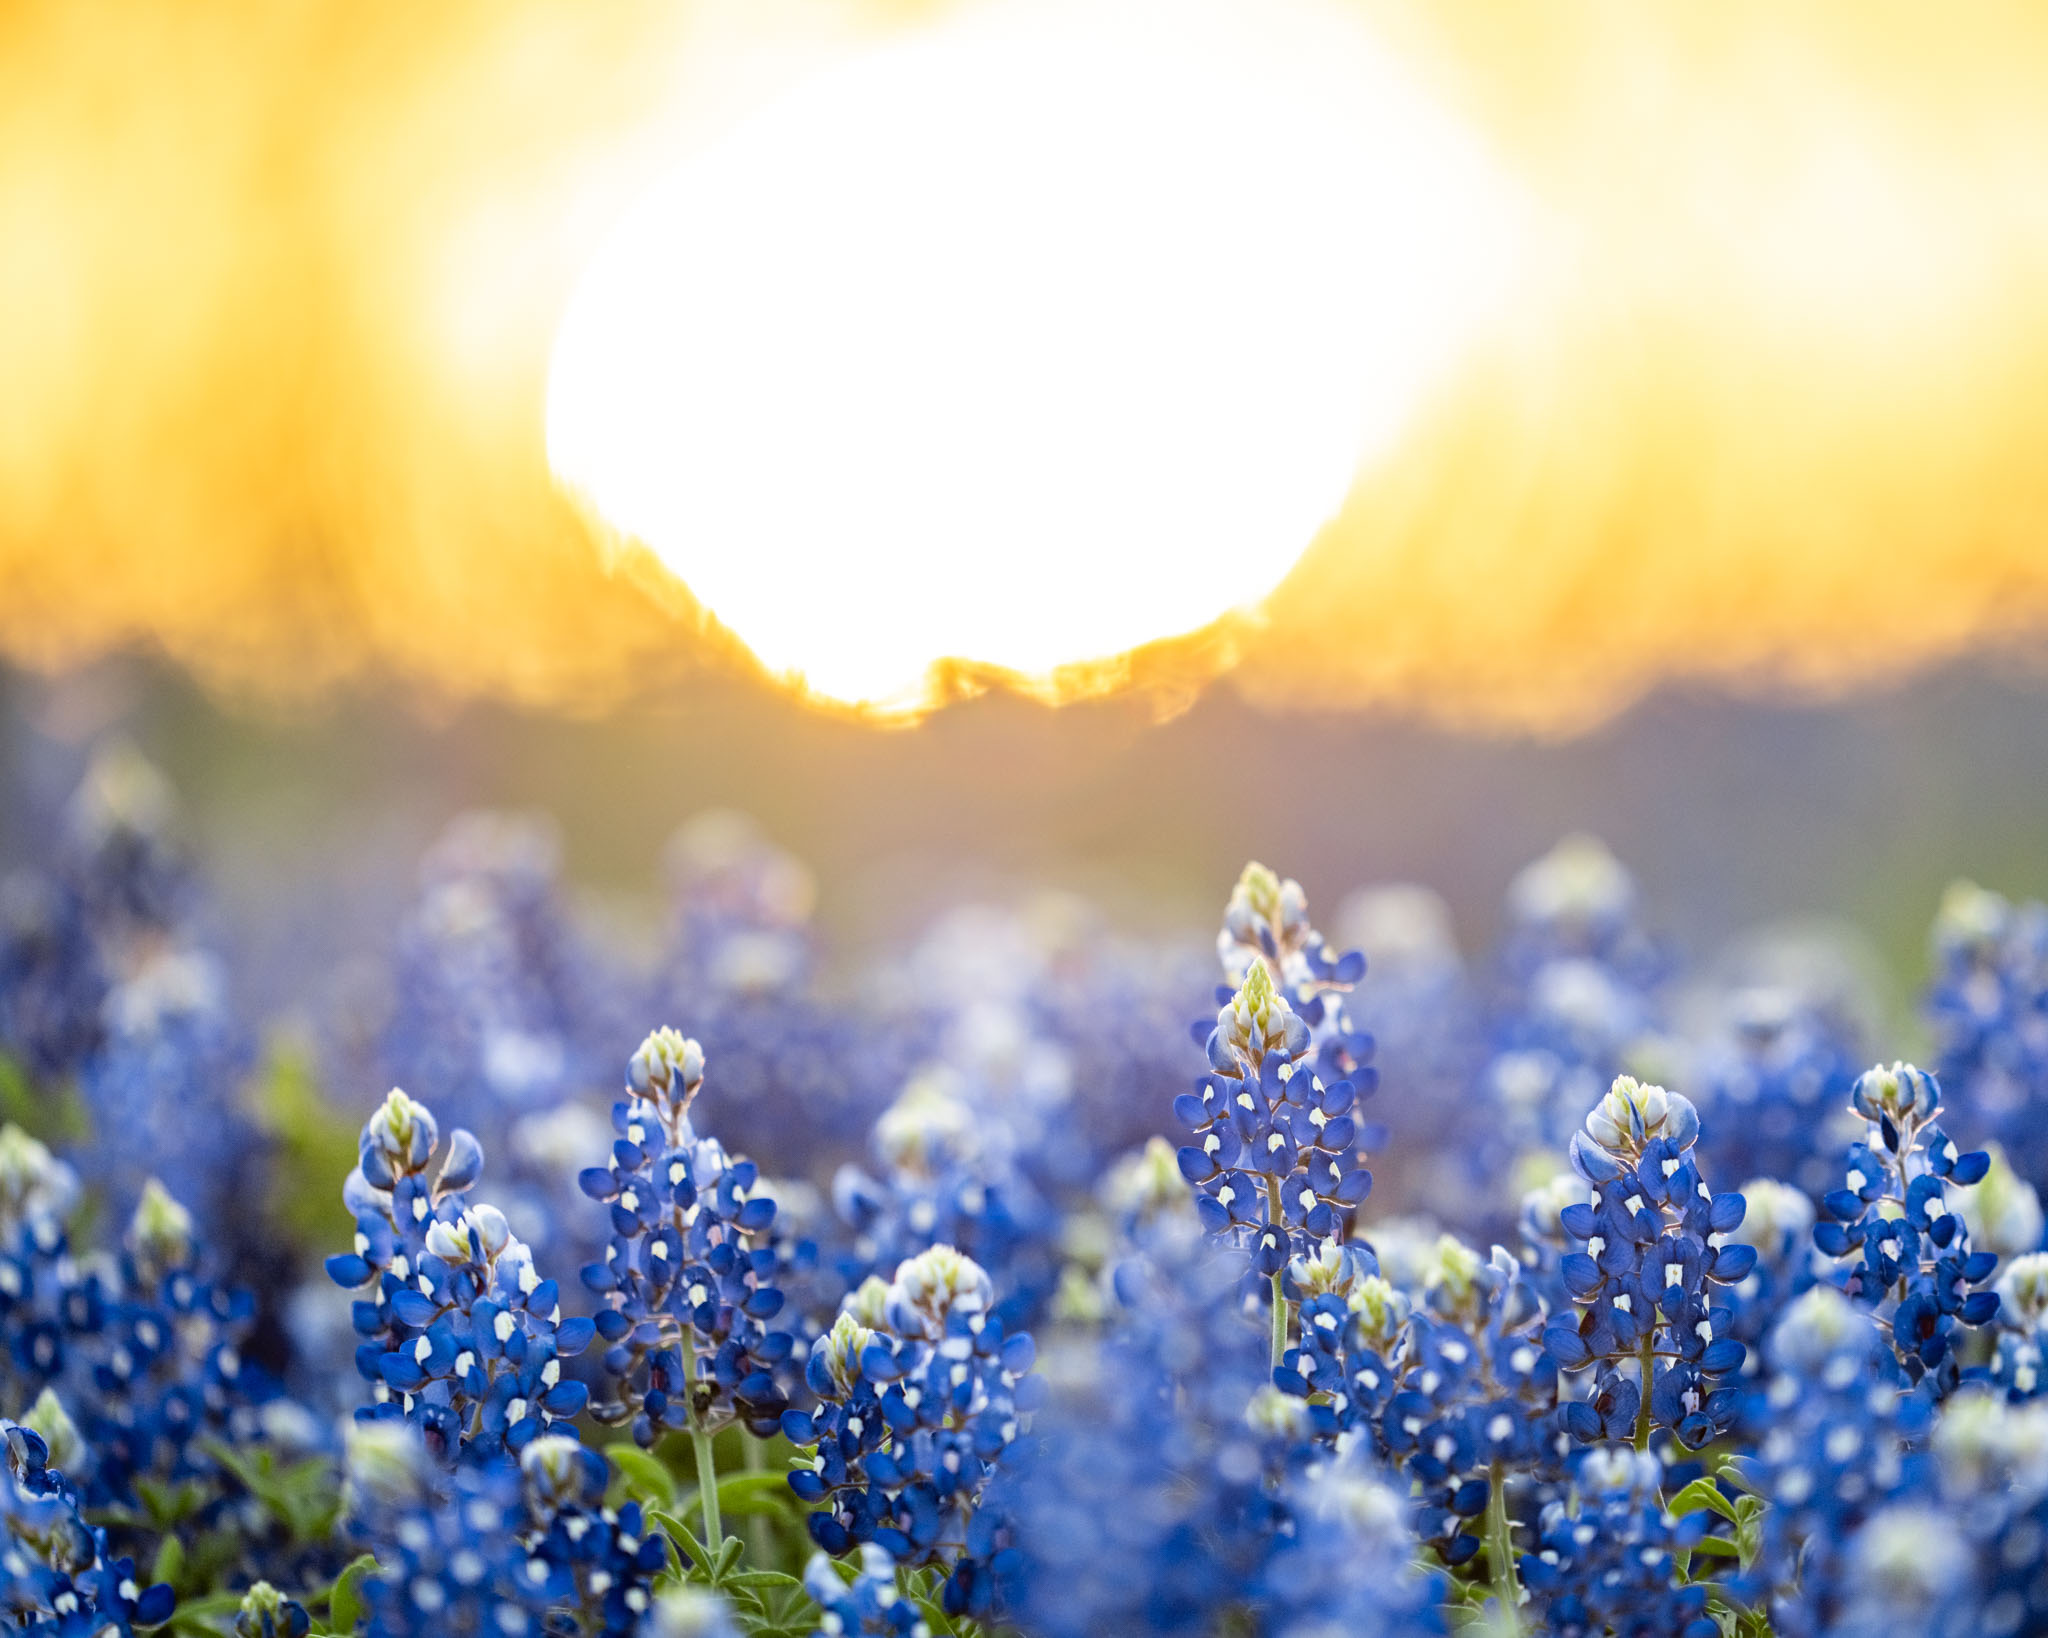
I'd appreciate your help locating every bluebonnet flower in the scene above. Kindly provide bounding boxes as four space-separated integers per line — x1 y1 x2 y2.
345 1422 669 1638
0 1125 280 1544
1738 1285 1927 1638
1813 1062 2000 1391
578 1029 792 1443
1214 862 1375 1088
1516 1169 1593 1314
1360 1238 1563 1569
326 1088 593 1458
782 1243 1038 1611
1517 1447 1715 1638
1544 1077 1754 1449
235 1580 312 1638
782 1244 1040 1605
1176 961 1373 1301
1924 880 2048 1181
0 1409 176 1634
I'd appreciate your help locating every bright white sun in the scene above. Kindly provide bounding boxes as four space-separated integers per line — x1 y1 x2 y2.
547 0 1522 706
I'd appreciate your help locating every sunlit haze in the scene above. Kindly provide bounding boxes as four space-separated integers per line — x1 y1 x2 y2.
546 0 1522 705
5 2 2048 725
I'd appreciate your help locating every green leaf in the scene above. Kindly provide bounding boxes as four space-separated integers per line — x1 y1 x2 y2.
134 1475 210 1529
151 1533 185 1591
327 1552 379 1634
202 1439 343 1544
1688 1538 1742 1559
1667 1477 1740 1524
722 1572 808 1593
605 1443 680 1510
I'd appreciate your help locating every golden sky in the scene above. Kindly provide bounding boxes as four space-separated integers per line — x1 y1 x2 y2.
3 0 2047 730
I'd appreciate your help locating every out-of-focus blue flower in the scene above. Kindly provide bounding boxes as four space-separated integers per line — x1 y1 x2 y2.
578 1030 792 1442
802 1543 924 1636
1738 1285 1928 1637
0 1127 279 1531
0 1407 177 1634
1992 1252 2048 1398
782 1243 1038 1611
327 1088 593 1458
382 813 620 1129
0 747 254 1237
1813 1062 2000 1392
1922 1390 2048 1636
986 1218 1280 1638
1718 1174 1819 1360
78 944 249 1227
1518 1446 1716 1638
1468 838 1672 1215
1688 982 1865 1198
346 1423 669 1638
827 1067 1060 1335
1256 1447 1445 1638
1544 1077 1753 1448
1925 880 2048 1184
647 1584 745 1638
652 813 918 1177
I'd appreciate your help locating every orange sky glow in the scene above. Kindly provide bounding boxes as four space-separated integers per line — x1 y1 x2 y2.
3 0 2047 730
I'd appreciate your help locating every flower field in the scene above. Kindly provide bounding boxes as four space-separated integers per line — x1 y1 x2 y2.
1 749 2045 1638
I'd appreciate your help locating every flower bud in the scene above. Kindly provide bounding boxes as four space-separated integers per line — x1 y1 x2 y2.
1346 1275 1412 1356
873 1073 977 1178
234 1581 311 1638
424 1204 512 1267
21 1389 82 1475
1849 1062 1939 1127
815 1311 876 1396
361 1088 439 1182
0 1124 79 1232
629 1027 705 1108
127 1178 195 1278
885 1244 992 1340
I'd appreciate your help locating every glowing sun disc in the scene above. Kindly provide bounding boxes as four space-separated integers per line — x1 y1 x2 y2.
547 0 1522 706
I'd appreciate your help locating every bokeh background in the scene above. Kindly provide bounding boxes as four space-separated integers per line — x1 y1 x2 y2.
5 0 2048 1095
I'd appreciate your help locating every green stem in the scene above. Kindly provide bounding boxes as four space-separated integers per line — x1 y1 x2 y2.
741 1426 769 1565
1633 1333 1655 1454
693 1430 723 1554
682 1345 724 1553
1485 1461 1523 1637
1264 1175 1289 1370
